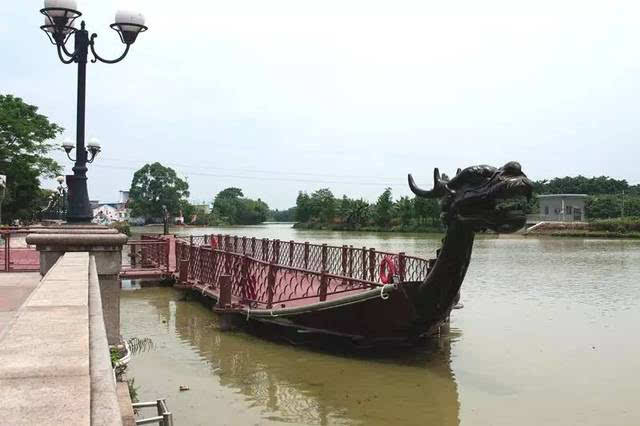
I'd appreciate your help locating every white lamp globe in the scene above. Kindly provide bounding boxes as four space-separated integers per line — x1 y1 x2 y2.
44 0 78 17
56 175 65 184
115 10 145 32
62 138 74 151
44 16 75 33
87 137 101 151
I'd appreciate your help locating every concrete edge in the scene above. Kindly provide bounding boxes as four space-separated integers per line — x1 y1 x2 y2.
89 254 124 426
26 233 128 246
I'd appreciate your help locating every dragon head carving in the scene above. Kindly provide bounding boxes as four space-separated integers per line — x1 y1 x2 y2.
408 161 533 233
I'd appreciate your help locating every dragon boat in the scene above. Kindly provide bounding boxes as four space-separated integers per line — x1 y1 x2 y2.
174 161 533 347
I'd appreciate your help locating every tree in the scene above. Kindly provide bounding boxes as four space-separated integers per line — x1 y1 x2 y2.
0 94 63 223
395 196 414 226
310 188 336 223
374 187 394 227
128 163 190 222
414 196 440 226
212 187 269 225
295 192 312 222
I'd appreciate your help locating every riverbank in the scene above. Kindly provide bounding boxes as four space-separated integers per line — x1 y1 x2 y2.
525 218 640 239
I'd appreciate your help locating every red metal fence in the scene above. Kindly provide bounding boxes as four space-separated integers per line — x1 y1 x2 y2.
175 235 432 308
0 231 40 272
177 234 431 284
121 236 171 274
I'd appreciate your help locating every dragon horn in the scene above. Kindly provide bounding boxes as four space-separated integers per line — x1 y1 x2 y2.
408 168 447 198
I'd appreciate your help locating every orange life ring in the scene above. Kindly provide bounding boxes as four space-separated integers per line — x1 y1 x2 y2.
379 255 397 284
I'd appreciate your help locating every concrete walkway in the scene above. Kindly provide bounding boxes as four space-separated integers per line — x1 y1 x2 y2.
0 253 123 425
0 272 40 337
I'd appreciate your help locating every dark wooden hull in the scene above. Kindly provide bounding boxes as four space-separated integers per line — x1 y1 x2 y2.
188 281 451 348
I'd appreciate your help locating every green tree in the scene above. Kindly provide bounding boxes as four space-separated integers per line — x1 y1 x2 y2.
414 196 440 226
374 187 394 227
212 187 269 225
395 196 414 226
310 188 336 223
345 198 370 228
295 191 313 222
0 94 63 223
128 163 190 222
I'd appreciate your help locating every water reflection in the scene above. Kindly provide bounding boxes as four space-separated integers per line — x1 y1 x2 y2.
123 288 461 425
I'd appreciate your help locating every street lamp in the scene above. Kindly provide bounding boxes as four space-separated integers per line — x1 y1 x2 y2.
39 0 147 223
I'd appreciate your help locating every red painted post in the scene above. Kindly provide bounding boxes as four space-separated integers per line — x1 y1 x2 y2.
218 234 223 250
398 252 406 282
369 248 376 283
204 234 209 245
361 247 367 280
341 245 347 277
348 245 354 278
240 255 250 301
179 259 189 284
224 251 231 274
304 242 309 269
165 239 170 272
267 262 276 309
130 243 136 268
274 239 280 264
242 236 247 254
218 274 232 308
5 233 10 272
289 240 294 266
262 238 269 261
321 244 328 272
319 271 328 302
251 237 256 257
190 235 193 246
198 247 205 283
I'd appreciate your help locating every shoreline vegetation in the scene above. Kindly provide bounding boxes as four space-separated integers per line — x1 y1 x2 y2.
524 217 640 239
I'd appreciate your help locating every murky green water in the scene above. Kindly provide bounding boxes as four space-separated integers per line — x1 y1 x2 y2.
122 224 640 425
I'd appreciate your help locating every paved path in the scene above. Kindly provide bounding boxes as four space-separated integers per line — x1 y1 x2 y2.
0 272 40 337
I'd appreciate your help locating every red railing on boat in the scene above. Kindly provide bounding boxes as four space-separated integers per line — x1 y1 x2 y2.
178 234 431 284
174 235 431 308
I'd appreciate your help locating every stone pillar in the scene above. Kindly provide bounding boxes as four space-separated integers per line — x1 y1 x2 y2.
26 227 127 345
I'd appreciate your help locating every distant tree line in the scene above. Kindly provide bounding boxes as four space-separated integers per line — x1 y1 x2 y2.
128 163 269 225
293 187 442 232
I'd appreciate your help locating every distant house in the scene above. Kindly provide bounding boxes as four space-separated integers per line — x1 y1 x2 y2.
91 190 132 225
193 203 211 215
537 194 588 222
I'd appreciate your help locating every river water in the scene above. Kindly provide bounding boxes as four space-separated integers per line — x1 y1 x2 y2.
122 224 640 425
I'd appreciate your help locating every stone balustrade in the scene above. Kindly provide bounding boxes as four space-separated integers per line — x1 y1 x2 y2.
0 252 124 425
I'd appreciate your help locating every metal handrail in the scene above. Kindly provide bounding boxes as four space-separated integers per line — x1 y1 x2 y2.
132 399 173 426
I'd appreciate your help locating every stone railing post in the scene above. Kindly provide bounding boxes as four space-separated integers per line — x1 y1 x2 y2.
26 227 127 345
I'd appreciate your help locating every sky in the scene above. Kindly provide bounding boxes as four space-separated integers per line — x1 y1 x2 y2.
2 1 639 209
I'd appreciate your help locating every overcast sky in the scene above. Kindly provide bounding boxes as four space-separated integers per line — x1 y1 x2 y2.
3 1 639 209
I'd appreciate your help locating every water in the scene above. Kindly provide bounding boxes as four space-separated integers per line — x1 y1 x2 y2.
122 224 640 425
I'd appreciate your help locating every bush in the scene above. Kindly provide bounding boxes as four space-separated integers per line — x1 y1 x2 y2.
589 217 640 233
110 221 131 236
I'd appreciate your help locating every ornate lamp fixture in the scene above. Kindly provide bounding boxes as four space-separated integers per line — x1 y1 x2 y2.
39 0 147 222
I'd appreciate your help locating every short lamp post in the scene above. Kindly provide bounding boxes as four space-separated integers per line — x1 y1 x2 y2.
40 0 147 223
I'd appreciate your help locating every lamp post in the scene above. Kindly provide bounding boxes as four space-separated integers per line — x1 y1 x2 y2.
40 0 147 223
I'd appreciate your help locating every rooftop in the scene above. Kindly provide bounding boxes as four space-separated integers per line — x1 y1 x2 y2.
537 194 589 199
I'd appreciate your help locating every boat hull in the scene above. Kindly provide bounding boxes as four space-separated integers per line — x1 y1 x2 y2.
188 281 451 348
